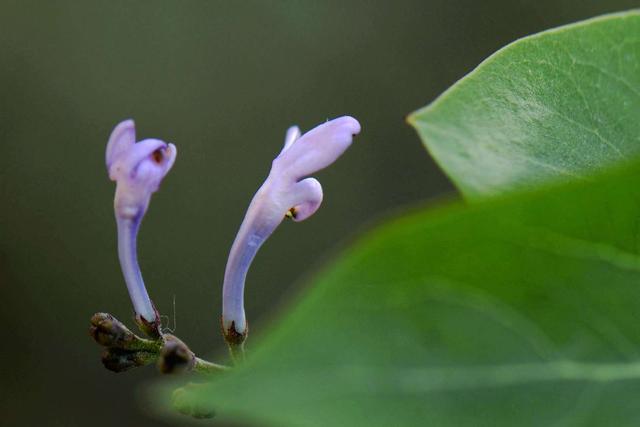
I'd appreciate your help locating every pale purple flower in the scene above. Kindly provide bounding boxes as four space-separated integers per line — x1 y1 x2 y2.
221 116 361 344
106 119 177 334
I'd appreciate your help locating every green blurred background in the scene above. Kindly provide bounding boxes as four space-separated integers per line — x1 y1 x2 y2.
0 1 637 425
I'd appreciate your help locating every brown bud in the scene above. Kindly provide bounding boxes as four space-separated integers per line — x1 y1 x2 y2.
134 309 162 339
221 318 247 362
221 318 248 347
89 312 136 348
101 348 155 373
158 335 195 374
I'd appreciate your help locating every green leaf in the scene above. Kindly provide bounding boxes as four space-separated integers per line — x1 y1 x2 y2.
409 11 640 199
164 161 640 426
157 12 640 425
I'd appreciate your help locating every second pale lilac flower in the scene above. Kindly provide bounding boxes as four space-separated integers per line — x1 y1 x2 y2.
221 116 361 348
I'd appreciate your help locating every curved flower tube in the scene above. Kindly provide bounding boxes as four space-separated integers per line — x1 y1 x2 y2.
221 116 361 348
106 119 177 336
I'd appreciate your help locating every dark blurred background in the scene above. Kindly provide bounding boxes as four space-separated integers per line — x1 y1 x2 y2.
0 1 637 425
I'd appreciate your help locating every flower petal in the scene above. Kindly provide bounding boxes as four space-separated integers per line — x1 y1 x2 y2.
288 177 323 222
273 116 360 180
106 119 136 170
281 125 301 153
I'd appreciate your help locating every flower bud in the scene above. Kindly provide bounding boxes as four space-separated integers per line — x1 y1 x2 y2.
101 348 155 373
89 312 135 348
158 335 196 374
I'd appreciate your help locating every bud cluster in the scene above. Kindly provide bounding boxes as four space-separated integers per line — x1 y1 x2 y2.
89 312 160 372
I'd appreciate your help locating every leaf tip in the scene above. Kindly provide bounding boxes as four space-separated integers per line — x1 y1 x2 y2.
405 111 418 128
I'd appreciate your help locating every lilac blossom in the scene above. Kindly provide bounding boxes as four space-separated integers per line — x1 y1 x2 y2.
221 116 361 344
106 119 177 334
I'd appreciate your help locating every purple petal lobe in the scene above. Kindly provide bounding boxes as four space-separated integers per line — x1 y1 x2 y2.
106 119 136 170
273 116 360 180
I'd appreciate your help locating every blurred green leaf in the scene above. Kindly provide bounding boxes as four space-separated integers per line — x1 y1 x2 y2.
409 11 640 199
168 162 640 426
162 12 640 426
